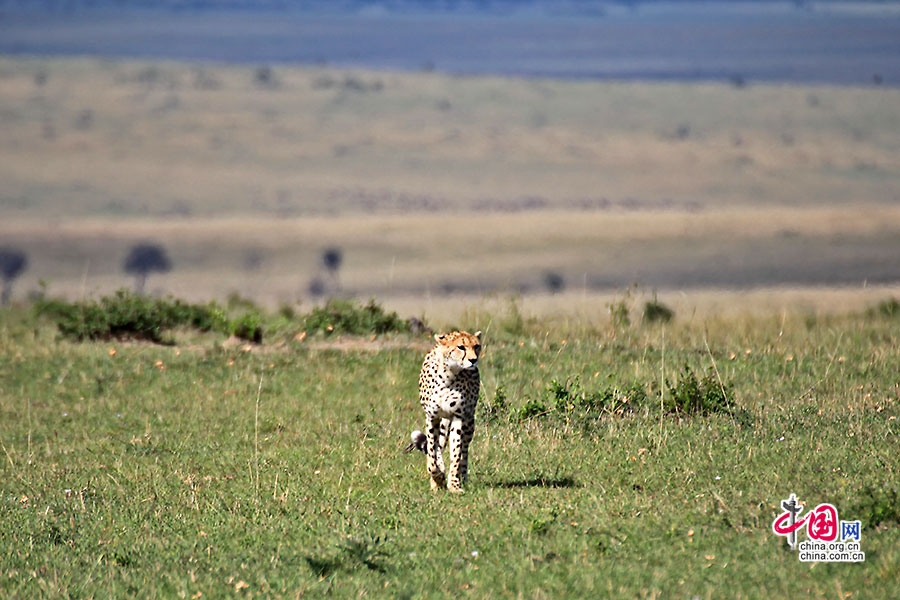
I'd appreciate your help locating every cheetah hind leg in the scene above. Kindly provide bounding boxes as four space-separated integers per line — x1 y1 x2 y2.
426 417 446 490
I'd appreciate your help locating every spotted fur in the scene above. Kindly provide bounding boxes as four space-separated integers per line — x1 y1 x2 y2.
416 330 482 493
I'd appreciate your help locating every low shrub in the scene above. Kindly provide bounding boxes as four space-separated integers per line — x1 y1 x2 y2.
34 290 260 343
303 298 409 336
518 398 549 421
231 311 263 344
512 369 745 427
543 377 647 420
36 293 419 344
479 385 509 423
664 366 735 417
643 298 674 324
608 299 630 329
874 297 900 319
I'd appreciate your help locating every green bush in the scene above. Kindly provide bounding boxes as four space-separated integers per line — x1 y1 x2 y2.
664 366 748 425
512 371 742 428
547 378 576 412
544 378 647 420
643 298 674 324
303 298 409 336
876 297 900 318
518 399 548 421
479 385 509 423
582 382 648 415
231 311 263 343
608 299 630 329
36 293 418 344
35 290 247 343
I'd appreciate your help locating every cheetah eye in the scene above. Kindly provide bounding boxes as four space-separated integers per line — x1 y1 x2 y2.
457 345 466 351
474 345 481 353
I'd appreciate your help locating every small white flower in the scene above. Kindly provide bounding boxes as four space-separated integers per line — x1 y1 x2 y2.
776 436 785 442
471 550 479 558
62 412 68 417
714 476 721 481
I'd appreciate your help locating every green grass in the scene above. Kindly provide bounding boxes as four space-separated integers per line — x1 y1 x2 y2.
1 301 898 598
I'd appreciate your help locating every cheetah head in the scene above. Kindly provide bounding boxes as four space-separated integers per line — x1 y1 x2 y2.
435 330 482 374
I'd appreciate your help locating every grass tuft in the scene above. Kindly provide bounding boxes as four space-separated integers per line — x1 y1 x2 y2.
663 365 742 421
304 535 390 577
872 297 900 319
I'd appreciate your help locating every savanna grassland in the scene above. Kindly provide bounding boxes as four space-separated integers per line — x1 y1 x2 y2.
2 56 900 309
2 52 900 599
1 298 899 598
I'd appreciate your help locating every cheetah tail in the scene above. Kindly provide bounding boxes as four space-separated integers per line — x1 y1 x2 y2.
403 430 427 454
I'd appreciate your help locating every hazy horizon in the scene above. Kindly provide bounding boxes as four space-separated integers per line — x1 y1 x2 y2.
2 0 899 86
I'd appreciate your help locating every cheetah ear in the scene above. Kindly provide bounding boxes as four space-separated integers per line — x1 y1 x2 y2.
435 333 446 342
474 330 482 340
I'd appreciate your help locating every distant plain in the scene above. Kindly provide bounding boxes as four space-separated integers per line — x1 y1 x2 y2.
1 56 899 318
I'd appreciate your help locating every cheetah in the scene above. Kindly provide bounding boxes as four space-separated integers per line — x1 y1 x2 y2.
409 330 482 493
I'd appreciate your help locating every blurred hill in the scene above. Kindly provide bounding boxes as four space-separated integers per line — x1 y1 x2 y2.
0 0 896 15
2 1 899 85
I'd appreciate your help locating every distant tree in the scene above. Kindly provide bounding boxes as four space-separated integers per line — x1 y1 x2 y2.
0 247 28 305
123 243 171 294
543 271 565 294
322 247 343 273
254 66 278 88
307 276 326 298
321 247 344 292
243 248 264 272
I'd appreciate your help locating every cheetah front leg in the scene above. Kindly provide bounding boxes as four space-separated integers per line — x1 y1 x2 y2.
446 416 474 493
425 414 445 490
436 417 450 473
